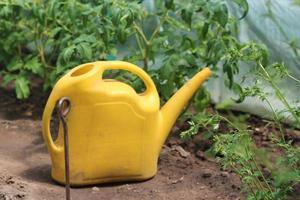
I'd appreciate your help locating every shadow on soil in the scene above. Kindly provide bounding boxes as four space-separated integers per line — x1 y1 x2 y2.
0 88 47 121
22 164 55 184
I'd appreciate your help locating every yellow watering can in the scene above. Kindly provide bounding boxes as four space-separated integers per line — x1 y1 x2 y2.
42 61 212 186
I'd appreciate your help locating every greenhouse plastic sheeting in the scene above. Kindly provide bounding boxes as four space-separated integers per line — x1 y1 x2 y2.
207 0 300 120
137 0 299 120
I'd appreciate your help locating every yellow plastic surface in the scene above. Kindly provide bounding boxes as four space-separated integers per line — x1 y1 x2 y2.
42 61 212 185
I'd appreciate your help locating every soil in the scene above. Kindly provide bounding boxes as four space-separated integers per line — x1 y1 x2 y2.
0 87 263 200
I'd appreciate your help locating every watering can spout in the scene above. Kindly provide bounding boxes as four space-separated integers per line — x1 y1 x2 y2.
158 67 212 146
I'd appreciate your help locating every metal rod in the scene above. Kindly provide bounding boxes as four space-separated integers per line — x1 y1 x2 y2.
57 97 71 200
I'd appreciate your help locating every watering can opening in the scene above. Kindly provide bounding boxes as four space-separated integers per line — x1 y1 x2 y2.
70 64 94 77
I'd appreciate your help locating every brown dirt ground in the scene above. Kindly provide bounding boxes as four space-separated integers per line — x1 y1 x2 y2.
0 87 247 200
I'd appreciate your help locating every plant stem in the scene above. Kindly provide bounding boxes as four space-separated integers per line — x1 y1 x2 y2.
220 115 275 199
241 160 273 200
258 63 300 125
265 97 285 141
133 22 149 46
219 115 242 132
133 22 150 71
243 149 267 191
135 33 144 57
287 73 300 84
133 13 167 72
251 157 274 196
144 45 149 72
149 12 167 43
232 165 259 200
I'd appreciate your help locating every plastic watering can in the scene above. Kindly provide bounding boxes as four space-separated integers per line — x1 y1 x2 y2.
42 61 212 186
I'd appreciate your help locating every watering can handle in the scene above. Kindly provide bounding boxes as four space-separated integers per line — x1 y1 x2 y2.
42 94 68 154
96 61 157 96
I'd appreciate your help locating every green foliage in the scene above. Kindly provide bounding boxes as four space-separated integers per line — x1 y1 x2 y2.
0 0 235 99
181 62 300 199
180 121 200 141
214 130 278 200
126 0 266 100
0 0 143 98
0 0 262 103
15 76 30 99
183 108 300 199
232 0 249 19
295 0 300 5
180 112 220 141
176 3 300 196
0 0 266 102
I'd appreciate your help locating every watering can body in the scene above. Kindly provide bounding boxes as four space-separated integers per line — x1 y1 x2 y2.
42 61 211 185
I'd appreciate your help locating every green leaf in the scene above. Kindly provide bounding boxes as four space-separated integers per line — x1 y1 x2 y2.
160 79 175 99
180 121 199 140
77 43 92 60
111 8 121 25
7 60 23 72
260 47 269 66
49 27 62 37
185 54 196 66
165 0 175 10
117 30 127 44
2 74 15 87
213 3 228 27
194 88 211 112
73 34 97 44
15 76 30 99
223 62 234 88
63 45 76 63
165 14 186 29
232 0 249 19
24 57 43 76
201 23 209 39
181 8 193 27
67 0 77 24
273 170 300 185
231 82 244 103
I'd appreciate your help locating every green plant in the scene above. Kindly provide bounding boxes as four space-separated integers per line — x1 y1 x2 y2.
294 0 300 5
214 129 300 200
243 63 300 199
180 112 220 141
125 0 261 101
0 0 142 98
183 109 300 200
1 0 255 101
182 55 300 200
177 2 300 197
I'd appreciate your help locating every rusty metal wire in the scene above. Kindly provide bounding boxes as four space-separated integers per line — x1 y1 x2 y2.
57 97 71 200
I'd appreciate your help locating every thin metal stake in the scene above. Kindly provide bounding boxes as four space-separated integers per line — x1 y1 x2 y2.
57 97 71 200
